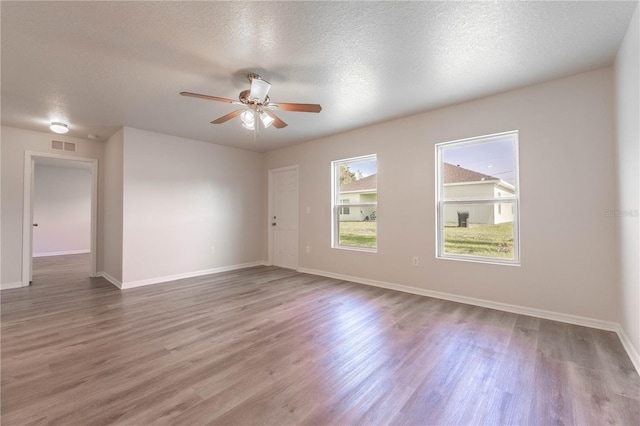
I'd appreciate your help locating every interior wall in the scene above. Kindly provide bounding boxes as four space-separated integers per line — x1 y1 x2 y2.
615 4 640 359
33 164 91 256
121 127 264 285
0 126 105 287
265 67 619 323
101 128 124 283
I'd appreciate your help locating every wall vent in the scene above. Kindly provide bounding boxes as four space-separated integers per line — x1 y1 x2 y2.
51 140 76 152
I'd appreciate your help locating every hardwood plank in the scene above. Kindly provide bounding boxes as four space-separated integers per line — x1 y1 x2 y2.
1 254 638 425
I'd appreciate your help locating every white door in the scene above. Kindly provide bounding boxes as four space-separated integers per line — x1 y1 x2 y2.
271 167 298 269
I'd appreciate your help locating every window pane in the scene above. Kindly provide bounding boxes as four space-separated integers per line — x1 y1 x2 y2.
337 160 377 201
441 138 516 199
442 202 515 259
339 216 377 248
333 155 377 250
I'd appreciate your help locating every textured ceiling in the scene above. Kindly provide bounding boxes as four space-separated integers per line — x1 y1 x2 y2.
1 1 637 152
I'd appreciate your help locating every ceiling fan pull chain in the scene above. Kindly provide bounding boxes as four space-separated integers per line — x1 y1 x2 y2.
254 111 258 148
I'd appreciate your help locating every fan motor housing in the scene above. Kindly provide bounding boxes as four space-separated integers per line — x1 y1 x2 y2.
239 89 269 106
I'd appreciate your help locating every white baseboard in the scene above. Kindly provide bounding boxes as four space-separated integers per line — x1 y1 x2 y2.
120 261 267 290
298 267 618 331
298 267 639 374
97 272 122 289
1 281 26 290
33 249 90 258
616 325 640 374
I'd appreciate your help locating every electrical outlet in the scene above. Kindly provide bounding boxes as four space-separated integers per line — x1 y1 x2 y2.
306 246 310 253
412 256 419 266
210 246 215 255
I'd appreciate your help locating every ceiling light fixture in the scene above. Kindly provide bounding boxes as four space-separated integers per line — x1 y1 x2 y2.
259 111 274 128
239 109 275 131
248 75 271 103
50 122 69 134
240 109 255 130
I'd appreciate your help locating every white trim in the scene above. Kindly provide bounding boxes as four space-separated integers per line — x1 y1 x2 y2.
98 272 122 289
1 281 26 290
33 249 90 258
339 189 377 195
436 254 522 267
616 325 640 374
444 180 516 192
298 267 617 331
22 151 99 286
119 261 266 290
296 267 640 374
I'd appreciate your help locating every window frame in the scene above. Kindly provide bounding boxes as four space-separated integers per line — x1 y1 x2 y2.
331 154 378 252
435 131 520 265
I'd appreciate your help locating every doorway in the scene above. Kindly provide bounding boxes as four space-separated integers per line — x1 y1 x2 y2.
268 165 299 269
22 152 98 286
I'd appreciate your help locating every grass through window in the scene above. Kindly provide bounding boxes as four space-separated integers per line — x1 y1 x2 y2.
339 221 377 248
444 222 514 258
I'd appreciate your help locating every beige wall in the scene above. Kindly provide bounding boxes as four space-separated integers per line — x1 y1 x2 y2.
121 127 265 285
0 126 105 286
265 67 619 322
615 5 640 359
101 128 124 283
0 125 266 288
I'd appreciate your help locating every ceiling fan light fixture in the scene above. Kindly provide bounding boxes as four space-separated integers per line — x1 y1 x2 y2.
240 109 254 124
249 77 271 103
181 72 320 132
240 109 255 130
260 111 275 128
50 122 69 134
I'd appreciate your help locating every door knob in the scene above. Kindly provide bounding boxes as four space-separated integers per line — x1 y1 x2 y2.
32 223 38 227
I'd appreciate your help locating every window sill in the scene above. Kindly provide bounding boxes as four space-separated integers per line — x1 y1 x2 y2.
332 245 377 253
436 254 520 266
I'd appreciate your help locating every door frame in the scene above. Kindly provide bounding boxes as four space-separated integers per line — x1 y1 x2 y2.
22 151 99 286
267 165 299 268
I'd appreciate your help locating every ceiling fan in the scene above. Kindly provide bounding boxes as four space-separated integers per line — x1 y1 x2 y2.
180 73 322 131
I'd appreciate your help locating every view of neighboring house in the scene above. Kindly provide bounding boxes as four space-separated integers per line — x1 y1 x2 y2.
339 174 377 222
443 163 515 225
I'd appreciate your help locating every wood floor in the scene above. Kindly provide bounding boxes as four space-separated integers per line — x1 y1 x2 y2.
2 254 639 425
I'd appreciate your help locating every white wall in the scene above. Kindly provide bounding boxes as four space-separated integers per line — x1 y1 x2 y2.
615 5 640 361
101 128 124 283
0 126 105 287
33 164 91 256
265 67 619 323
121 127 264 285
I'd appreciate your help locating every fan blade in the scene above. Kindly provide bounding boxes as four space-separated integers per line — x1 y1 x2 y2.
180 91 243 105
249 78 271 103
211 109 243 124
263 110 288 129
269 102 322 113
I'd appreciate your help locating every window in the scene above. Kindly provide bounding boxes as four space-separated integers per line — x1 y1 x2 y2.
436 131 520 264
332 155 377 251
339 200 350 215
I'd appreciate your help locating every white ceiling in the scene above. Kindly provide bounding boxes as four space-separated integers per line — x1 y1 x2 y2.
1 1 636 152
